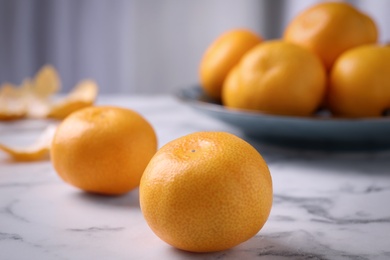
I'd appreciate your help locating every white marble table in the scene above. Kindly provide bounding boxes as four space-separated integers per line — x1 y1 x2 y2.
1 96 390 260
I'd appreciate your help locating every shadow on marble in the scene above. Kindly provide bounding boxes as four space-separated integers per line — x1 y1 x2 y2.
166 231 356 260
246 138 390 176
167 247 223 260
69 188 140 208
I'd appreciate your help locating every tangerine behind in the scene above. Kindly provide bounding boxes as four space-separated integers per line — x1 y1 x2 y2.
222 40 326 116
199 29 263 100
328 45 390 117
51 106 157 195
284 2 378 70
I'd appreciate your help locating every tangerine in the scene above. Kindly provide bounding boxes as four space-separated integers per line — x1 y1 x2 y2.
328 44 390 117
199 29 262 100
140 131 272 252
222 40 326 116
284 2 378 70
51 106 157 195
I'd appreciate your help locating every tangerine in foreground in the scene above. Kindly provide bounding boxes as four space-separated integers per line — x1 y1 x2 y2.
51 106 157 195
139 132 272 252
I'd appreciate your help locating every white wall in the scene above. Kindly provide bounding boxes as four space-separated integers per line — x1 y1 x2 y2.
0 0 389 94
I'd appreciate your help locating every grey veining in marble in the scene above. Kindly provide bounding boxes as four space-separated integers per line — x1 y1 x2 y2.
1 96 390 260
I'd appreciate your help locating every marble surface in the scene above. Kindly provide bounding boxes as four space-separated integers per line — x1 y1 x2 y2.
1 96 390 260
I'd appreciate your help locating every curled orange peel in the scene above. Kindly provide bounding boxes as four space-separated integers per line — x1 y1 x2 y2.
0 65 99 121
0 125 57 162
47 79 98 119
0 83 28 120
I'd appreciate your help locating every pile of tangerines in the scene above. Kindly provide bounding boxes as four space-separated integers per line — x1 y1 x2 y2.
200 2 390 118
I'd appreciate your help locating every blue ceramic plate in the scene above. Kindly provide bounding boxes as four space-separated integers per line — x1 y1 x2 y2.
177 86 390 150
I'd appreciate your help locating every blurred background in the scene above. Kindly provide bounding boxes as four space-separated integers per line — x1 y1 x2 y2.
0 0 389 94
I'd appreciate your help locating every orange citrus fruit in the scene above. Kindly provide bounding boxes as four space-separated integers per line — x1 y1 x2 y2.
199 29 263 100
222 40 326 116
328 44 390 117
284 2 378 70
140 131 272 252
51 106 157 195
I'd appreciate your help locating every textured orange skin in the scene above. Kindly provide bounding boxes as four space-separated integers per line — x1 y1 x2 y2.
328 45 390 118
51 106 157 195
199 29 263 100
284 2 378 71
222 40 326 116
140 132 272 252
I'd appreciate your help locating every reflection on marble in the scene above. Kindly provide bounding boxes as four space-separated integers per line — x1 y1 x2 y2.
1 96 390 259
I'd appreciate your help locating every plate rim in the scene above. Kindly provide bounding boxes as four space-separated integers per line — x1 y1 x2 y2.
176 85 390 124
